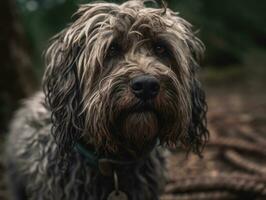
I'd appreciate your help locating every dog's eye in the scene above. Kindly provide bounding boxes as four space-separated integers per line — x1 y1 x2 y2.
154 44 167 55
107 43 121 57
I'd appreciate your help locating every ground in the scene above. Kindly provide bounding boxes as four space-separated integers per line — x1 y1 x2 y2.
161 86 266 200
160 64 266 199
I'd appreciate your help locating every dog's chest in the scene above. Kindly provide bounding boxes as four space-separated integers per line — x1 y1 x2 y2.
55 151 165 200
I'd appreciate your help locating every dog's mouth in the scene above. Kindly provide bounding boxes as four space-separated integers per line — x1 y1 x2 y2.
126 101 157 114
122 102 159 124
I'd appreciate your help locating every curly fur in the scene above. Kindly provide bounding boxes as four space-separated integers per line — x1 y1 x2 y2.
5 0 208 199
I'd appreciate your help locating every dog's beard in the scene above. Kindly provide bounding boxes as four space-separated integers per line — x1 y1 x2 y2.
118 110 159 149
84 79 191 154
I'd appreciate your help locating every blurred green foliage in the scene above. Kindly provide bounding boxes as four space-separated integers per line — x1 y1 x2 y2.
167 0 266 66
17 0 266 75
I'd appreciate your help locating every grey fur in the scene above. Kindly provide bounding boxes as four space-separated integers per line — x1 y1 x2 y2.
5 1 208 199
6 93 166 200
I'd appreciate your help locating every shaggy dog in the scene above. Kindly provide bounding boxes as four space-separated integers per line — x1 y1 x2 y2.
5 0 208 199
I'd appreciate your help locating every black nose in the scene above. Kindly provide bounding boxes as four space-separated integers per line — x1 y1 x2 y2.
130 75 160 100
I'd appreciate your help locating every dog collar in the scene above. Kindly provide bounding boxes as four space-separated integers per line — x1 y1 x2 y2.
75 143 141 176
75 143 99 168
75 139 160 176
75 143 137 176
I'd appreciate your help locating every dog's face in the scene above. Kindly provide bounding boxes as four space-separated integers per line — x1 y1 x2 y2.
43 0 208 156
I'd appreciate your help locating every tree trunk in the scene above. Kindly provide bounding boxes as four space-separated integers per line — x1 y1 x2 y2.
0 0 38 134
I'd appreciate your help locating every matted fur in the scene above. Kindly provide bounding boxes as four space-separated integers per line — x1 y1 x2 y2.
5 0 208 200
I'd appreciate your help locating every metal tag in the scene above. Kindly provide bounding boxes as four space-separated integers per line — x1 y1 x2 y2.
107 190 128 200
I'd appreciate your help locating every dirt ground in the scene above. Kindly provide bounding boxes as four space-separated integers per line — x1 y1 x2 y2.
161 66 266 199
161 86 266 200
0 71 266 200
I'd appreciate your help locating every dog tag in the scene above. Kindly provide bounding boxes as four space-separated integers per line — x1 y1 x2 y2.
107 190 128 200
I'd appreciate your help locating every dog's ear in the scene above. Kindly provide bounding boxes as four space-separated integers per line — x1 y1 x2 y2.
185 34 209 156
42 30 84 158
186 77 209 156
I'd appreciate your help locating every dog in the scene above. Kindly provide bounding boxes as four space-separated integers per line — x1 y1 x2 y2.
5 0 208 199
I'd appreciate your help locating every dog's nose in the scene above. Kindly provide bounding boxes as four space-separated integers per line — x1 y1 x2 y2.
130 75 160 100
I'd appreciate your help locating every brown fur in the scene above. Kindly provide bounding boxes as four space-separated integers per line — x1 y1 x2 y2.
43 0 208 158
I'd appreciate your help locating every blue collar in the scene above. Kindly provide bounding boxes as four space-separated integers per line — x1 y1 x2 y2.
75 139 160 175
75 143 99 168
75 143 138 176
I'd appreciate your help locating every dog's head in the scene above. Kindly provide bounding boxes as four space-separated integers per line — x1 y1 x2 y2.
43 0 208 157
